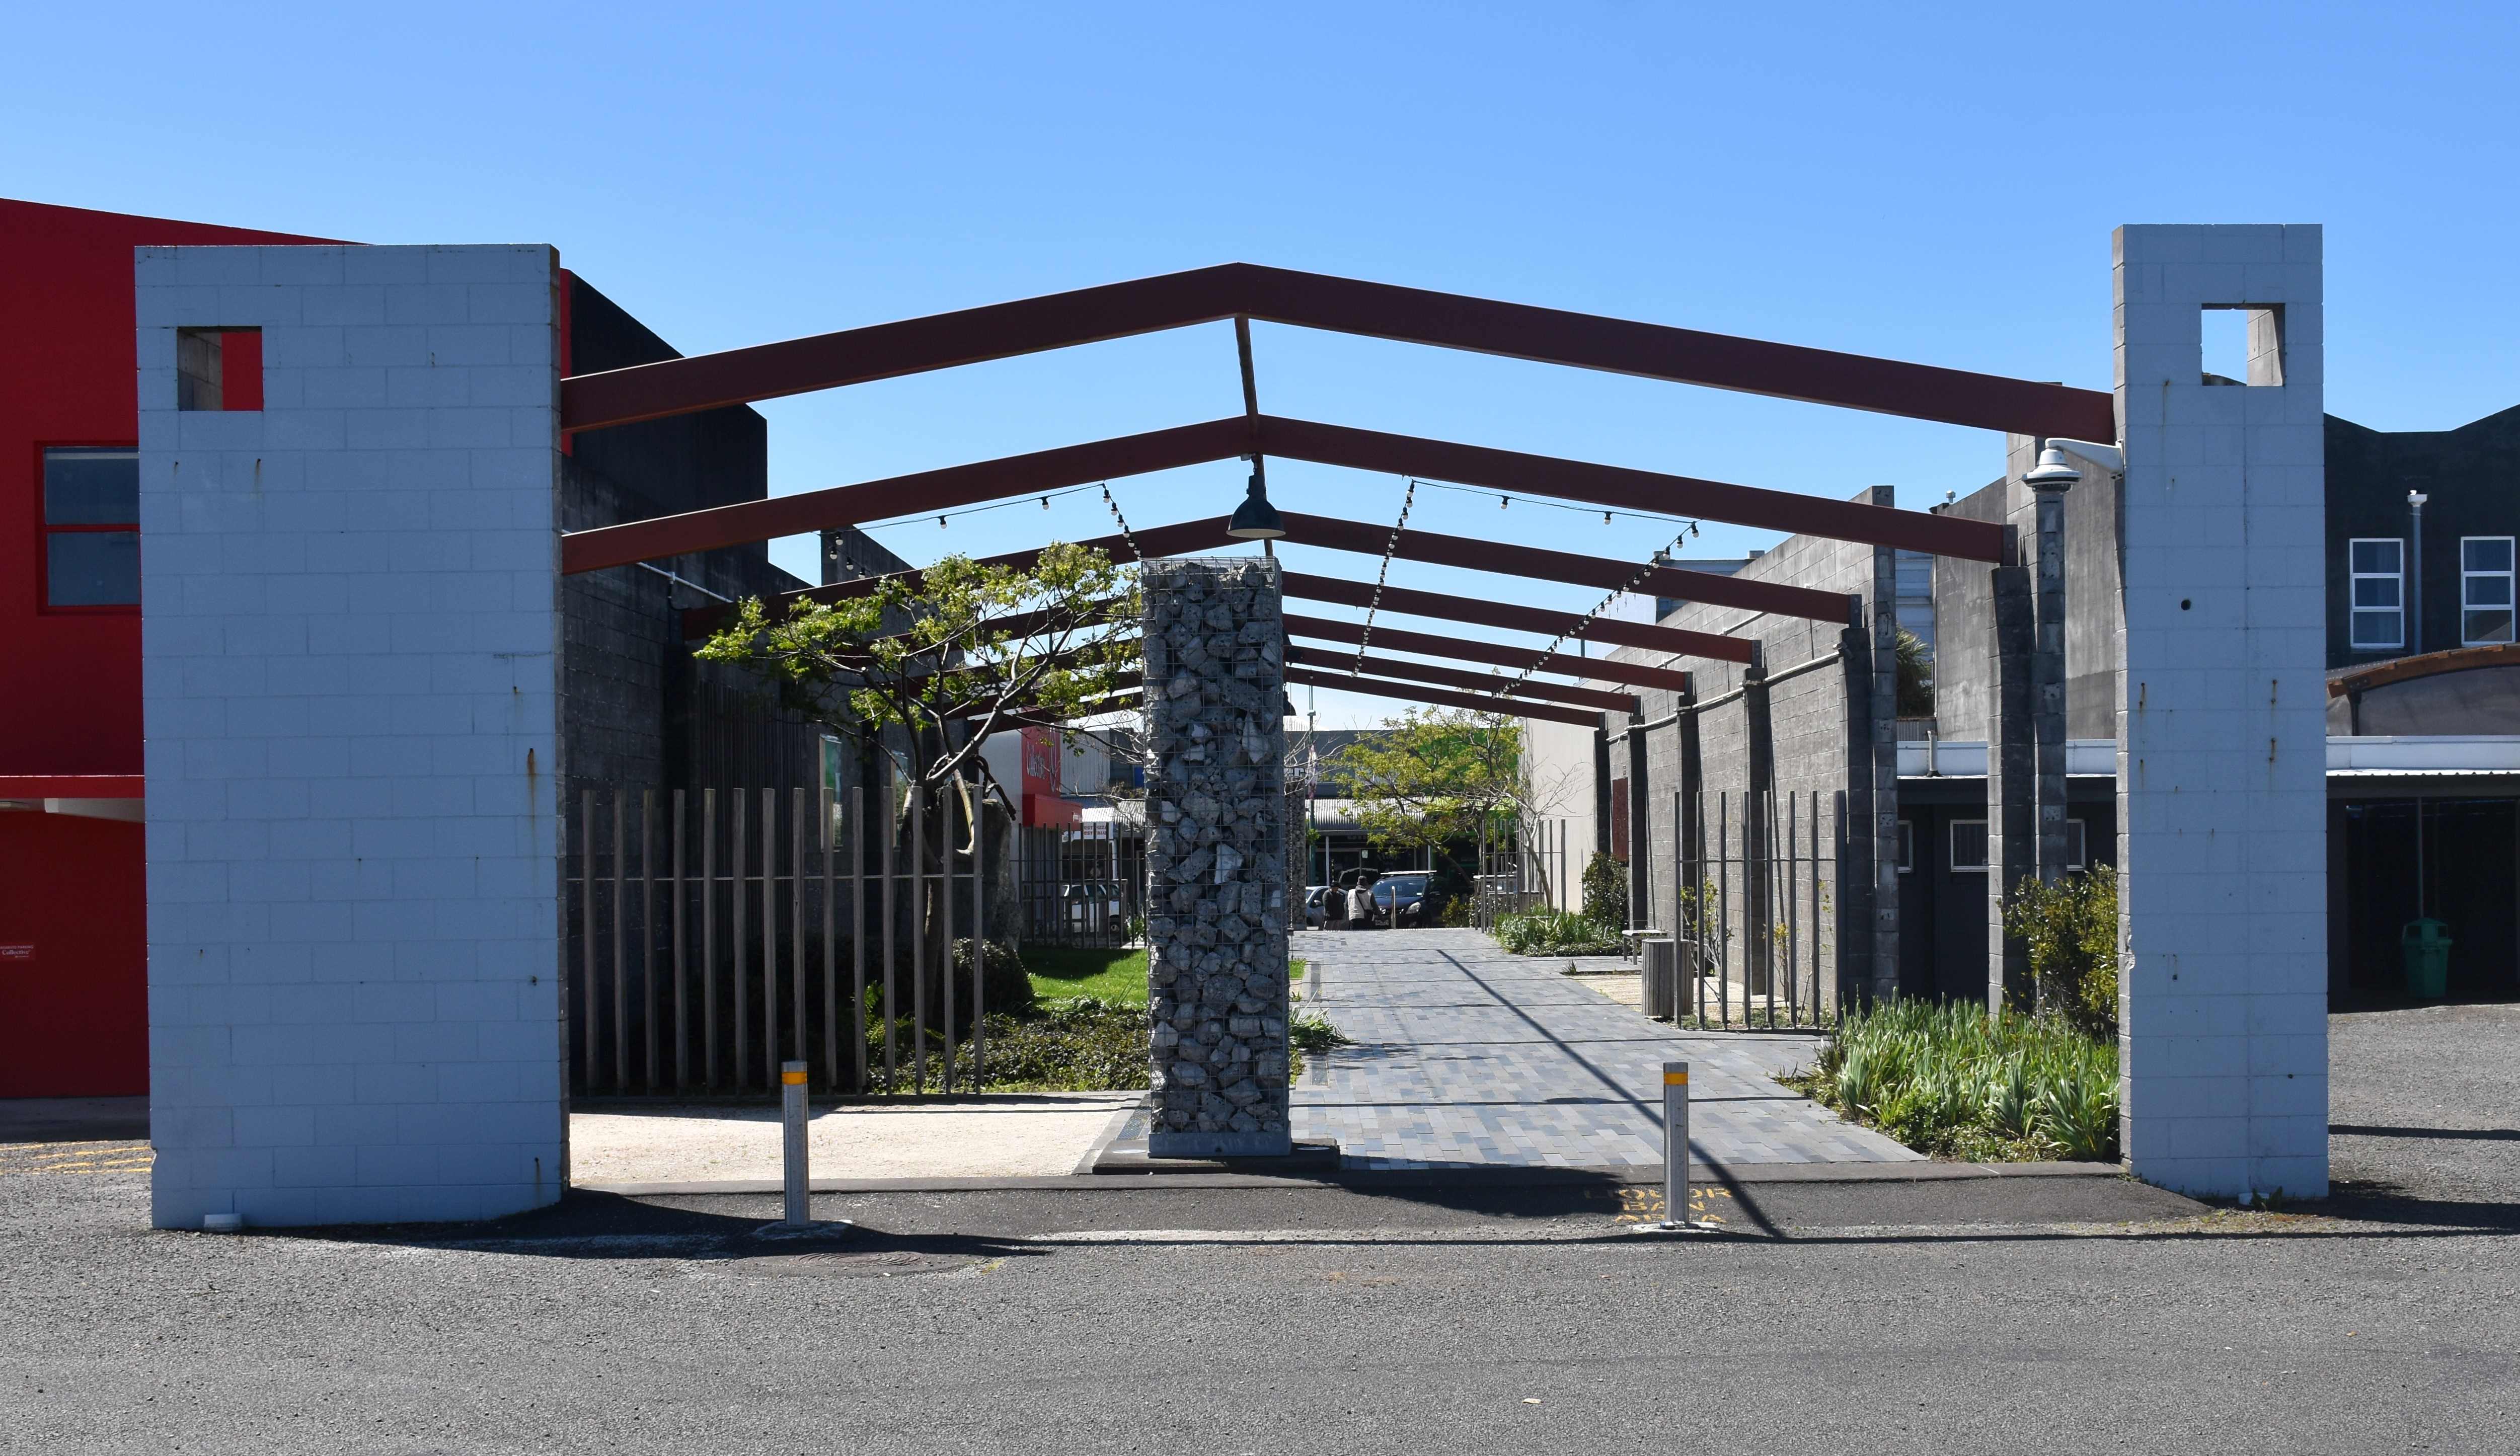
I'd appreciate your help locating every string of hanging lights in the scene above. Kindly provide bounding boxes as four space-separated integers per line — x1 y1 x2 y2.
1412 476 1707 533
1487 526 1694 708
1353 476 1418 675
849 480 1105 537
1099 482 1146 562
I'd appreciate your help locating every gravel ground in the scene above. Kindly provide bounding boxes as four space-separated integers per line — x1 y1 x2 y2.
2330 1002 2520 1212
1 1009 2513 1453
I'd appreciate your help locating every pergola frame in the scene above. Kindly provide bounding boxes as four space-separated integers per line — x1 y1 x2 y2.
558 414 2005 575
679 508 1849 641
1284 667 1604 729
560 262 2113 440
1284 616 1689 695
1284 645 1639 714
564 260 2099 726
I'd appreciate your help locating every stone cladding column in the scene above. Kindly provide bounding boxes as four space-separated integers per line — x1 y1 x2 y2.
1141 557 1292 1157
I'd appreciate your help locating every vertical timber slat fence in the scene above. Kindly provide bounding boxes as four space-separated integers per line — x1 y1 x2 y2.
565 784 1002 1097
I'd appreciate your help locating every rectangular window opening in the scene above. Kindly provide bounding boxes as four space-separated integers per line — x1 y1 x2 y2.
2349 537 2405 651
40 446 141 608
176 327 262 411
2462 536 2514 646
2201 304 2284 387
1949 819 1988 873
2065 818 2088 872
1894 819 1914 873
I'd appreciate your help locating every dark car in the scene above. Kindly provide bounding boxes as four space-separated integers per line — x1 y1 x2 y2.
1370 872 1432 928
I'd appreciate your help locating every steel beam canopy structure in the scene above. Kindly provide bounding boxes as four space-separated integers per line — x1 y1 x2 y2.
1278 573 1750 664
557 413 2004 575
1286 616 1691 694
561 262 2115 442
680 510 1844 640
1283 645 1638 713
1283 666 1605 729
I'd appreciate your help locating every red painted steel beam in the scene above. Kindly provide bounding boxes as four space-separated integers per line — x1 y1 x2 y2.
1284 665 1605 729
1279 571 1751 664
1286 615 1692 695
1276 511 1851 625
562 262 2114 441
1256 417 2004 564
1285 645 1637 713
560 418 1250 576
561 414 1991 575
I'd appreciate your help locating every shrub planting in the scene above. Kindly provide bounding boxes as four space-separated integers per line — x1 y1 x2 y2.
2001 865 2120 1035
1492 907 1626 956
1578 851 1629 930
1797 998 2118 1162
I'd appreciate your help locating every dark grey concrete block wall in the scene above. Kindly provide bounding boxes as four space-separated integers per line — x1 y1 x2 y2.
1933 443 2123 742
555 279 911 809
1607 487 1898 1002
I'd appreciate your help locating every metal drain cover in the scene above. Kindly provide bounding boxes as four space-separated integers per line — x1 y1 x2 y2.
743 1250 966 1279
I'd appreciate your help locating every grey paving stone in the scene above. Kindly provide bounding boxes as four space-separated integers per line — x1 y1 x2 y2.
1290 928 1921 1171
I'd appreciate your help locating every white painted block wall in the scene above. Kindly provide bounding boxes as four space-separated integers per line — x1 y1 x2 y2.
2114 224 2328 1198
139 243 567 1228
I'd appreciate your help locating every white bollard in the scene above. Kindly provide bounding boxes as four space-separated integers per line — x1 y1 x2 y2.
1627 1057 1711 1235
781 1060 810 1227
1663 1059 1689 1221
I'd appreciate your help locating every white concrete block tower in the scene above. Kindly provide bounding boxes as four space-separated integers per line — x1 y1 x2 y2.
2114 224 2327 1198
138 244 568 1228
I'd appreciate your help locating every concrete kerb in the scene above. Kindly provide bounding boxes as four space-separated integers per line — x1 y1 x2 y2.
577 1159 2128 1197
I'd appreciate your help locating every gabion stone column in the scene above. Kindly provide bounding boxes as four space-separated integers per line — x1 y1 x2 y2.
1142 556 1292 1157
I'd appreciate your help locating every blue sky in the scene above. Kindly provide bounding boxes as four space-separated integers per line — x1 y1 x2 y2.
10 2 2515 724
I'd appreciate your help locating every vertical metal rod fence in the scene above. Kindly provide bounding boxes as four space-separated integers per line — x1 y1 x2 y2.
565 782 1009 1098
759 786 777 1094
820 785 837 1090
672 788 688 1091
942 784 957 1095
1663 788 1841 1031
911 784 927 1094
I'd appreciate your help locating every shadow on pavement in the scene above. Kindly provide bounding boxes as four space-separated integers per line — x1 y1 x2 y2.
0 1097 147 1143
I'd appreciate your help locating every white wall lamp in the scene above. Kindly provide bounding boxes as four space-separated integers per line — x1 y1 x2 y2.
2025 437 2125 490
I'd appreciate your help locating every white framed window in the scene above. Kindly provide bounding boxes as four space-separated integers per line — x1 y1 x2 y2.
2463 537 2515 646
1894 820 1914 873
2065 818 2088 871
1949 819 1988 873
2348 538 2404 651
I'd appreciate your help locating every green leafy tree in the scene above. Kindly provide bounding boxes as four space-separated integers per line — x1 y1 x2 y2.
1329 709 1576 902
699 544 1140 1001
1330 708 1524 849
699 544 1139 794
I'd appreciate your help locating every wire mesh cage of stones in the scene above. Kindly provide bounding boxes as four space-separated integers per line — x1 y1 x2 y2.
1143 559 1293 1146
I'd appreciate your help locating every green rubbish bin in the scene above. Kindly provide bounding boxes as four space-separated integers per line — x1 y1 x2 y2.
2400 918 2453 1001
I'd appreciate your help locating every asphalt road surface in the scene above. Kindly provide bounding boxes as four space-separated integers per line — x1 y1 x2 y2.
4 1007 2515 1454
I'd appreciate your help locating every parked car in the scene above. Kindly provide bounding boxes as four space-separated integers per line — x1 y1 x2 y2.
1061 881 1125 936
1371 872 1433 928
1304 886 1329 929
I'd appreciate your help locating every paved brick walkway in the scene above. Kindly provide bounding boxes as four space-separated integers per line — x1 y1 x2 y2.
1290 929 1921 1170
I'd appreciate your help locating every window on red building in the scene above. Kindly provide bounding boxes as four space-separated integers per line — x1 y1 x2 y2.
41 447 140 608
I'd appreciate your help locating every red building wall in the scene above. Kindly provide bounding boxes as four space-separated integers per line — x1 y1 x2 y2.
0 199 331 1097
